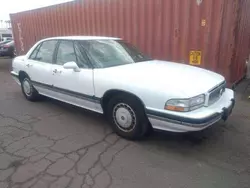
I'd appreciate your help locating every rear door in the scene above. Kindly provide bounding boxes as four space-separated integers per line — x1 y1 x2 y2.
25 40 58 93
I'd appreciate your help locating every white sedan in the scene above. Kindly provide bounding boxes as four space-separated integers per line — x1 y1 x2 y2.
11 36 235 140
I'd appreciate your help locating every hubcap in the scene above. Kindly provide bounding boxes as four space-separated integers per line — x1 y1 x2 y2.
113 103 136 132
23 79 32 96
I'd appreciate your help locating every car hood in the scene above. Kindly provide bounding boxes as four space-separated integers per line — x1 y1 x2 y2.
99 60 225 98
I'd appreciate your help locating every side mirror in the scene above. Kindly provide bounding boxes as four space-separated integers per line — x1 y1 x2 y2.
63 61 80 72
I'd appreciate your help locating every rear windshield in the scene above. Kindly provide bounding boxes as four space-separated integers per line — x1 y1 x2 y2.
5 41 14 45
0 41 11 45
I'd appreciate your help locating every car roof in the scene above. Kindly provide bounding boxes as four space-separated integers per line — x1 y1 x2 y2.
43 36 121 41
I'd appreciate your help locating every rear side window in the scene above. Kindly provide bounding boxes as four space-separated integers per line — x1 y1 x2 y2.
2 34 12 38
34 40 57 63
29 43 41 60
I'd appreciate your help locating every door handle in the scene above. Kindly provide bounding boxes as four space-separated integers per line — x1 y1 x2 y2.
26 64 33 68
53 69 62 74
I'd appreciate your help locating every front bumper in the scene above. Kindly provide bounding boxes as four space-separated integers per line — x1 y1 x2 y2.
147 89 235 132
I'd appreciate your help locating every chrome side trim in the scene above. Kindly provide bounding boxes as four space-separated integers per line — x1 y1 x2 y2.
148 117 216 133
36 86 103 114
208 81 226 92
208 81 226 106
147 113 222 128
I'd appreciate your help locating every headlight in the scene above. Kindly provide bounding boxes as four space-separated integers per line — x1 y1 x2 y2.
165 94 205 112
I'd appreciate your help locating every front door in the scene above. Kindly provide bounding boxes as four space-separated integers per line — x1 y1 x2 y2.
50 40 101 113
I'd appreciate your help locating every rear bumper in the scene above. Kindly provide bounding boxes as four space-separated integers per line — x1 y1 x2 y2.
0 49 12 56
147 89 235 132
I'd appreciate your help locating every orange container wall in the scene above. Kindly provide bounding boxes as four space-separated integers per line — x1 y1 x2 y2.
10 0 250 86
231 0 250 84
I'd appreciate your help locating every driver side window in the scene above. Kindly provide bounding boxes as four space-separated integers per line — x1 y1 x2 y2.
56 40 77 65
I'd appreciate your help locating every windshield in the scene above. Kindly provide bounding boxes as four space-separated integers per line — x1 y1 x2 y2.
0 41 11 45
78 40 152 68
5 41 14 45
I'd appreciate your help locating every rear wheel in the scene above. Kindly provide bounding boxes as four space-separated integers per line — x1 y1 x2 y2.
106 95 150 140
21 76 39 101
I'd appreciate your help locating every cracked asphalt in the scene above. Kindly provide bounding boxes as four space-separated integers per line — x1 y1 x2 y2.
0 57 250 188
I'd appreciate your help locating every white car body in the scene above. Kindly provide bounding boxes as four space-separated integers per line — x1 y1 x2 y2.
11 36 235 135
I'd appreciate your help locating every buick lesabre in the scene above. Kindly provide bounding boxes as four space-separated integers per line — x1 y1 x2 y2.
11 36 235 139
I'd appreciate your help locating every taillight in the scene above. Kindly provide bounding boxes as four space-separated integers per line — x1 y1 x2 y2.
3 45 9 48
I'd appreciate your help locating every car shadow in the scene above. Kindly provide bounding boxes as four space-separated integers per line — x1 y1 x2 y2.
146 125 221 147
41 96 110 128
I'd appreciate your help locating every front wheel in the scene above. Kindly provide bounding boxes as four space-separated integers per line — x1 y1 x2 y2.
107 95 150 140
21 77 39 101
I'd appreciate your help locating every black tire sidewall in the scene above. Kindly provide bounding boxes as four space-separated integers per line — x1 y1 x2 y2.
21 77 38 101
107 96 149 140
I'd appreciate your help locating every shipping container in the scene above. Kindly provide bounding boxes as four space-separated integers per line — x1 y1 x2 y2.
10 0 250 86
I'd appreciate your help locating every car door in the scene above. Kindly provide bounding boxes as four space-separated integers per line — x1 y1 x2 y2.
50 40 101 112
25 40 58 93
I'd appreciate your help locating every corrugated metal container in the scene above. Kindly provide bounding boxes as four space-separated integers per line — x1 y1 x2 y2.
10 0 250 86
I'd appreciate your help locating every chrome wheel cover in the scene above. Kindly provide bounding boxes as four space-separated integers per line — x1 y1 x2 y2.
23 79 32 96
113 103 136 132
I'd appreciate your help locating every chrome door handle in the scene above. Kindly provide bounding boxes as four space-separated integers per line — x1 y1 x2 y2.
53 69 62 74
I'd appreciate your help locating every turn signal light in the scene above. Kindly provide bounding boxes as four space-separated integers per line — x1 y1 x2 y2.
165 105 185 112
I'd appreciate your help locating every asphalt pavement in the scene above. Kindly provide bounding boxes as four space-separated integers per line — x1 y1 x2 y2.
0 57 250 188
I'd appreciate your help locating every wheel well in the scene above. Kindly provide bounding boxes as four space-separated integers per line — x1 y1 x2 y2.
101 90 145 113
18 71 29 82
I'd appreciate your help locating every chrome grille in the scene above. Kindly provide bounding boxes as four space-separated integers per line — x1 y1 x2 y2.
208 81 226 105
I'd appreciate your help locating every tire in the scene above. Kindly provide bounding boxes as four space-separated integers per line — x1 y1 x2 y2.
11 49 16 58
21 76 39 101
10 53 15 58
106 95 150 140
